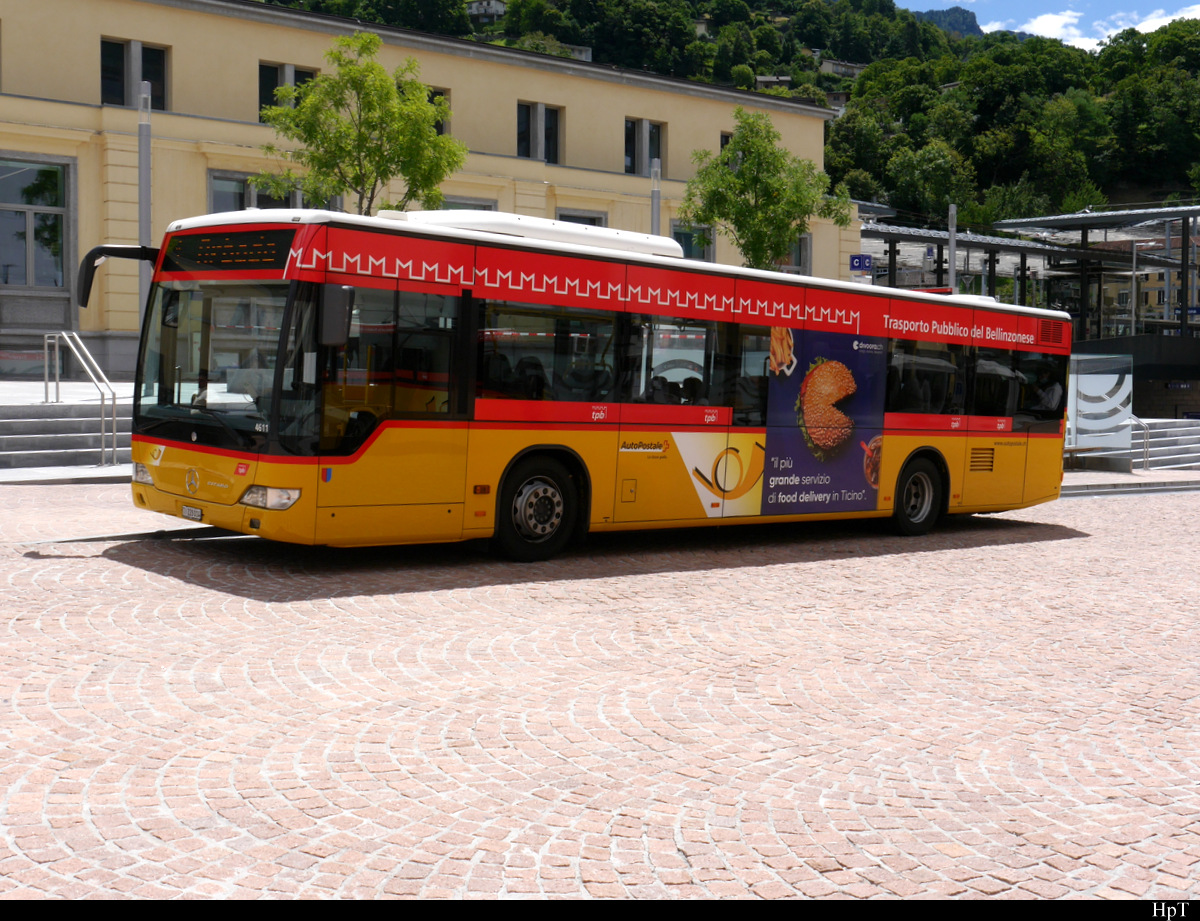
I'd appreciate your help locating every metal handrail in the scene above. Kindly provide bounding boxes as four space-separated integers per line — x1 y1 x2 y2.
42 332 118 466
1129 414 1151 470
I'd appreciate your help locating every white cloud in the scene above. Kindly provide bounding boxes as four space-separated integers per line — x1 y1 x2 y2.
1073 4 1200 50
1108 4 1200 33
981 19 1015 31
1013 9 1110 50
1019 10 1085 40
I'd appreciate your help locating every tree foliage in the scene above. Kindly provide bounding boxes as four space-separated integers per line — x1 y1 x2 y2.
267 0 471 35
255 32 467 215
679 107 852 270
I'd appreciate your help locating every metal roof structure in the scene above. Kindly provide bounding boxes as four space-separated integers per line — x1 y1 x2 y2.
994 204 1200 233
862 206 1200 387
861 221 1175 269
992 205 1200 343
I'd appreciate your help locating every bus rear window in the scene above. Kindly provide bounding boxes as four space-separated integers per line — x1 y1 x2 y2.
161 229 296 273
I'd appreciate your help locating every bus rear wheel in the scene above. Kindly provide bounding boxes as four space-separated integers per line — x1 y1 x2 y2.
893 458 942 536
495 457 578 561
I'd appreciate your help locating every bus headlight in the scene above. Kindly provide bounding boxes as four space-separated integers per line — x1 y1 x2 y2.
240 486 301 510
133 463 154 485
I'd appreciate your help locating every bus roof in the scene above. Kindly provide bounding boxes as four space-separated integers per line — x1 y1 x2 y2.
165 209 1072 323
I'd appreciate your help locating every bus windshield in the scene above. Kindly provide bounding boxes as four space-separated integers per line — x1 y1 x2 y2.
135 279 292 446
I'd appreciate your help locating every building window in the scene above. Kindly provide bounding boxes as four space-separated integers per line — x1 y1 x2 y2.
210 172 305 213
786 234 812 275
556 209 606 226
0 158 67 288
671 221 713 262
101 39 167 109
441 197 497 211
625 119 664 177
429 89 448 136
720 132 732 151
259 63 315 121
517 103 561 164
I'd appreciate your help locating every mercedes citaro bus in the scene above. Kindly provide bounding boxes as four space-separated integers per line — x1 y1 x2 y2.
77 209 1070 560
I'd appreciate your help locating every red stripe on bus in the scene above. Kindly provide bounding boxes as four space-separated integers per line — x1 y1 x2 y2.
474 399 617 423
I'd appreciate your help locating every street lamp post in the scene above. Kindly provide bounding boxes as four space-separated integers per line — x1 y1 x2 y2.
138 81 152 315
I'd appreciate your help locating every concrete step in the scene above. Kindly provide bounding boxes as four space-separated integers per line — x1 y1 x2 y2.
0 431 132 452
0 400 134 468
1061 482 1200 496
1144 458 1200 471
0 446 131 468
1076 418 1200 471
2 416 131 436
0 401 133 421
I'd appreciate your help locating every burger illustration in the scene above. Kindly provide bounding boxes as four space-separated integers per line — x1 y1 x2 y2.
796 358 856 460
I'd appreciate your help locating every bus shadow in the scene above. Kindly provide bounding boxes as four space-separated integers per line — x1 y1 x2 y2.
95 514 1088 603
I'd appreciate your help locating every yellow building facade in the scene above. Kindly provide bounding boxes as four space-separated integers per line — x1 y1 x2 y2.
0 0 858 376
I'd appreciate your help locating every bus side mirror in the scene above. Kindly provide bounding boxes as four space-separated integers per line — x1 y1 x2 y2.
320 284 355 347
76 244 160 308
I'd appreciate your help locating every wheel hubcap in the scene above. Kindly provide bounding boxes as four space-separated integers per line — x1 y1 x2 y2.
512 478 564 541
904 472 933 522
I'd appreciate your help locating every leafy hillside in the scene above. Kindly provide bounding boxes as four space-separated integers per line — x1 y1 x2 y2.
265 1 1200 226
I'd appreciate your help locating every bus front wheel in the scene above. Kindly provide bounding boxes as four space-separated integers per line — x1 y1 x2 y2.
893 459 942 536
495 457 578 561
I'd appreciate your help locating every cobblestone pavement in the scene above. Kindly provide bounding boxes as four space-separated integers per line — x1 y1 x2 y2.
1 484 1197 899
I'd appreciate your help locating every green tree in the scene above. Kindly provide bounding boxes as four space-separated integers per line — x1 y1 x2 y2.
678 107 852 269
789 0 833 49
503 0 583 42
590 0 695 75
959 176 1050 228
710 0 752 29
1059 180 1108 214
885 139 976 225
255 32 467 215
731 63 756 88
507 31 577 58
269 0 471 35
1097 28 1147 87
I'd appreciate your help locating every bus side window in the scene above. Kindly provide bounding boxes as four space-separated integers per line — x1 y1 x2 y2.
478 301 615 403
394 291 459 414
322 286 395 453
886 340 965 416
730 326 769 426
1014 351 1066 432
971 348 1019 418
1016 352 1066 418
622 316 716 406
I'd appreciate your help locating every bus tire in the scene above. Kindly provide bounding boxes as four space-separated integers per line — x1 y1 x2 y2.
495 457 578 561
893 458 942 536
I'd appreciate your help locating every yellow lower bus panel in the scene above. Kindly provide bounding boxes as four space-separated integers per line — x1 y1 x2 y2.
131 424 1064 554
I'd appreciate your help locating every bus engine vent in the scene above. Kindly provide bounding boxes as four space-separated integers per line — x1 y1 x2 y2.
969 448 996 472
1038 320 1065 345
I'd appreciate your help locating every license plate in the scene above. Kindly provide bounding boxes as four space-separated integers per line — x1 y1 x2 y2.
181 505 203 521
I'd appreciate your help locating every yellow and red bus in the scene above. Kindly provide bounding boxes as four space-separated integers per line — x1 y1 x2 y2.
79 209 1071 560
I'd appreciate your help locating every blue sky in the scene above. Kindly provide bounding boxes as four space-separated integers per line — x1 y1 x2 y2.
903 1 1200 51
